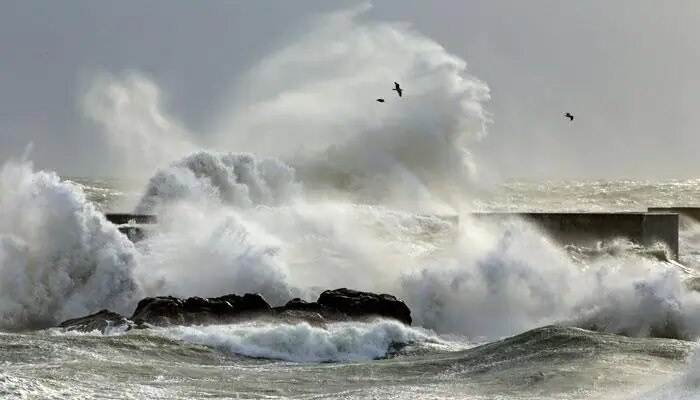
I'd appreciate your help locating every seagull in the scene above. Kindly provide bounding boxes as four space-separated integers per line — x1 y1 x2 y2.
564 112 574 121
376 98 385 103
393 82 403 97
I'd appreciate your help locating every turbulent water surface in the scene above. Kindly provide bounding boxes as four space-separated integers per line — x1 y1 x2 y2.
2 5 700 399
1 173 698 400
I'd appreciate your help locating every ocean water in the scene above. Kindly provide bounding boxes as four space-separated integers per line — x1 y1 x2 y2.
2 5 700 399
1 174 699 399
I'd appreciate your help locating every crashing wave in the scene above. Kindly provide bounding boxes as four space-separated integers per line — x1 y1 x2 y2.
154 319 440 362
0 160 141 330
135 151 299 213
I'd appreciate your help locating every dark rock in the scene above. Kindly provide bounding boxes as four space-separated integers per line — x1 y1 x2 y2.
317 288 412 325
57 288 412 332
58 309 131 333
273 290 412 325
274 309 329 325
131 293 272 326
280 298 325 313
273 298 346 324
219 293 272 313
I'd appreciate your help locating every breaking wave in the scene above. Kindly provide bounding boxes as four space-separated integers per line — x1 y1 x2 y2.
0 160 141 330
1 3 700 348
135 151 299 213
155 319 446 363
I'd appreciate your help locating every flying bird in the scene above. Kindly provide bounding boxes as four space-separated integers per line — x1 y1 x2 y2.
376 98 385 103
564 112 574 121
393 82 403 97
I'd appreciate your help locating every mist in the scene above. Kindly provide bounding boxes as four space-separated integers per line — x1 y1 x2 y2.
2 1 700 180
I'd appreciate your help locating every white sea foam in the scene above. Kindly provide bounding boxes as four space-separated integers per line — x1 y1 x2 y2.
0 160 141 330
154 319 442 362
82 71 197 180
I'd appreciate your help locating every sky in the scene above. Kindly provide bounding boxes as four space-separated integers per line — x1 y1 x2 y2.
2 0 700 180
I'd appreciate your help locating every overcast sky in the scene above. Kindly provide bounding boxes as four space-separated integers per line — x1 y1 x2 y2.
2 1 700 180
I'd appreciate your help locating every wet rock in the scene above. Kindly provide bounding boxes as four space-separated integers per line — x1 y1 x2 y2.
58 309 131 333
57 288 412 332
317 288 412 325
273 309 329 325
273 298 345 324
271 290 412 324
131 293 272 326
281 298 322 312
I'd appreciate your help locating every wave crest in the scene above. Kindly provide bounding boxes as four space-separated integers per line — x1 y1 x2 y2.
0 160 141 329
155 319 442 362
136 151 299 213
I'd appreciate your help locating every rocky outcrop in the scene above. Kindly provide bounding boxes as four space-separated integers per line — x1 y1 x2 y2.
317 288 412 325
275 289 412 325
57 288 412 333
131 293 272 326
58 309 132 333
273 298 342 324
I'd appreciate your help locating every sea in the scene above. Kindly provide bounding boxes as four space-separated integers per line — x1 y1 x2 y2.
2 4 700 399
0 174 698 400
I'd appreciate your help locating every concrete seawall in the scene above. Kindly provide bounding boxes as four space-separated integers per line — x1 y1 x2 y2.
648 207 700 223
471 212 678 259
106 211 680 260
105 213 157 225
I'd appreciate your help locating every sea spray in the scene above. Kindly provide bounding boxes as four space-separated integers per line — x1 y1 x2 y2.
134 202 296 305
3 3 700 344
0 160 141 329
136 151 299 213
132 161 700 341
81 5 491 214
82 71 197 180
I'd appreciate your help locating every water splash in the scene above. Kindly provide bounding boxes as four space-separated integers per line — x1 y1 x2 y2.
0 160 141 329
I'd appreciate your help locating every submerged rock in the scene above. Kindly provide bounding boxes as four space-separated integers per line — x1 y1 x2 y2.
58 309 131 333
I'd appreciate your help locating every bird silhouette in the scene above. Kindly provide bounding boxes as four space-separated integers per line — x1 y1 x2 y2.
393 82 403 97
376 98 385 103
564 112 574 121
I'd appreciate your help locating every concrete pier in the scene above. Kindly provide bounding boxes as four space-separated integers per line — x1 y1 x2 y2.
471 212 678 259
648 207 700 223
105 213 157 225
105 211 680 260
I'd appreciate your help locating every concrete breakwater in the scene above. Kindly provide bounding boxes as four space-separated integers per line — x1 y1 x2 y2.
648 207 700 223
104 214 157 225
106 214 156 243
105 210 687 261
471 212 678 260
